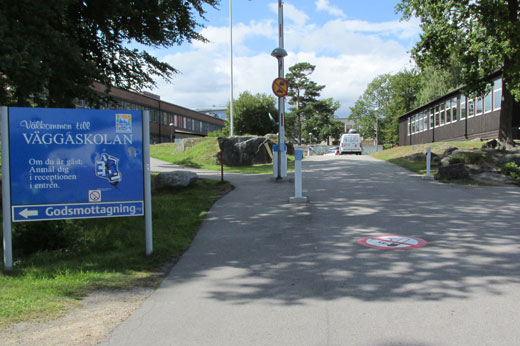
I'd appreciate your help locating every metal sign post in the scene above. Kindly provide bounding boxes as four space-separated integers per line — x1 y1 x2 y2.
1 107 13 270
271 0 288 179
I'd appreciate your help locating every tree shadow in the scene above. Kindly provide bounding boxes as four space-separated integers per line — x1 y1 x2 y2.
161 156 520 306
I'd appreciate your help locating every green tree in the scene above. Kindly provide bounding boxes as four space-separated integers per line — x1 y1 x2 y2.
0 0 217 107
349 70 420 145
417 56 463 105
224 92 278 136
397 0 520 145
285 62 325 145
303 98 342 145
349 74 392 142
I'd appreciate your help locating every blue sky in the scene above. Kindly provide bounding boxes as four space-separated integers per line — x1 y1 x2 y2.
144 0 421 116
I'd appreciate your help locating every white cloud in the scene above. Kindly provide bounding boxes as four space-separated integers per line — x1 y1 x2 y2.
147 5 420 116
315 0 346 18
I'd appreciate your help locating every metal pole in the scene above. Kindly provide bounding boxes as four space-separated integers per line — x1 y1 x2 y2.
277 0 285 179
229 0 234 137
143 111 153 256
1 107 13 270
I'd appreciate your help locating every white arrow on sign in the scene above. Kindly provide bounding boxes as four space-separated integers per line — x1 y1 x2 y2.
19 208 38 219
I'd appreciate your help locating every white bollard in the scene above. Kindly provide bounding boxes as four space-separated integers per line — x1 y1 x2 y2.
424 146 434 180
290 149 307 203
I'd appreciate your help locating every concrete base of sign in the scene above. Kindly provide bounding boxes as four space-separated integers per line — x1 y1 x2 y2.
289 196 308 204
423 175 434 180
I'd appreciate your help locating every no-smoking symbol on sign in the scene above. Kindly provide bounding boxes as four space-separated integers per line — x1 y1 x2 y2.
358 235 427 250
272 78 289 98
89 190 102 202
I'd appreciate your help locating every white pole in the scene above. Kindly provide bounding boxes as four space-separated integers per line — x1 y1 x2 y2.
143 111 153 255
1 107 13 270
426 146 432 178
290 149 307 203
229 0 234 137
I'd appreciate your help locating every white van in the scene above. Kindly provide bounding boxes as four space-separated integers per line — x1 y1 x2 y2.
339 130 362 155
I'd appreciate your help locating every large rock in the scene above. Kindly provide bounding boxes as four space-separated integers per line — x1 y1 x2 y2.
217 137 274 166
435 163 469 180
155 171 197 188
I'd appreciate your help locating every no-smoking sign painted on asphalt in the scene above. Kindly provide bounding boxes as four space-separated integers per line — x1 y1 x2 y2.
272 78 289 97
357 235 427 250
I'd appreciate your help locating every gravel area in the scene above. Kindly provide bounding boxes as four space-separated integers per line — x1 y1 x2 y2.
1 287 153 346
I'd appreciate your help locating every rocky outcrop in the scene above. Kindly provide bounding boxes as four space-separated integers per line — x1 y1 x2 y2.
217 137 274 166
155 171 198 188
431 142 520 185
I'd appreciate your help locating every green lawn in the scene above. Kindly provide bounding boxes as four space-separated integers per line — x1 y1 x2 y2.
0 179 231 328
151 137 294 174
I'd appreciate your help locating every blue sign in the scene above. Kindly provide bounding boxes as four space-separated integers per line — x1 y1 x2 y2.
8 108 144 221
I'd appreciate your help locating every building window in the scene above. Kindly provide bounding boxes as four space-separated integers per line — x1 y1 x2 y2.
429 108 434 128
451 97 458 122
446 100 452 123
494 78 502 110
435 105 440 127
407 117 411 136
476 96 483 115
484 91 492 113
440 103 445 125
423 112 428 131
468 98 475 118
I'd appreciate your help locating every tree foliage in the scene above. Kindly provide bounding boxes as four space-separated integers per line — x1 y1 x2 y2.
397 0 520 143
349 70 420 145
303 98 343 145
0 0 217 107
225 92 278 136
285 62 325 144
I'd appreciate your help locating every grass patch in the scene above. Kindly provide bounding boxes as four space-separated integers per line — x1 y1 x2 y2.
0 179 231 328
150 137 294 174
371 141 483 175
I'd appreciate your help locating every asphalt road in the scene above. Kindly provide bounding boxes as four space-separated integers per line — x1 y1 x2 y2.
102 155 520 346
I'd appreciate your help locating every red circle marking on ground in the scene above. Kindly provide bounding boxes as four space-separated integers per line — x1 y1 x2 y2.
357 235 427 250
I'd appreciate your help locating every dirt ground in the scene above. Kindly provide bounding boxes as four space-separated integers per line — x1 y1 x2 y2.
0 287 154 346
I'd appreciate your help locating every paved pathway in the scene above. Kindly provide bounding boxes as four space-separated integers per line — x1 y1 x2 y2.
102 155 520 346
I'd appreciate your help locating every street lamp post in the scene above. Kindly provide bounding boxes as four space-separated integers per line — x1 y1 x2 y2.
229 0 234 137
271 0 287 179
169 122 175 143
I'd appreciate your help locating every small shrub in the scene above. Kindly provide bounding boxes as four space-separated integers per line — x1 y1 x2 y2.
448 155 465 165
502 162 520 182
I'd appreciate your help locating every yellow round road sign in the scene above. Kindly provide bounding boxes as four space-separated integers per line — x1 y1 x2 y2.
272 78 289 97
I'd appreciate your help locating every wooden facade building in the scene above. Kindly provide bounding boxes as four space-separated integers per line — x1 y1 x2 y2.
399 73 520 146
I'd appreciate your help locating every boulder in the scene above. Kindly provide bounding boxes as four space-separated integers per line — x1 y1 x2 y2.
435 163 469 180
442 147 459 157
155 171 197 188
217 137 273 166
481 139 498 150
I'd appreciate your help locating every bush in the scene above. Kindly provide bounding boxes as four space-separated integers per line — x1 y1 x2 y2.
502 162 520 182
12 220 87 257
